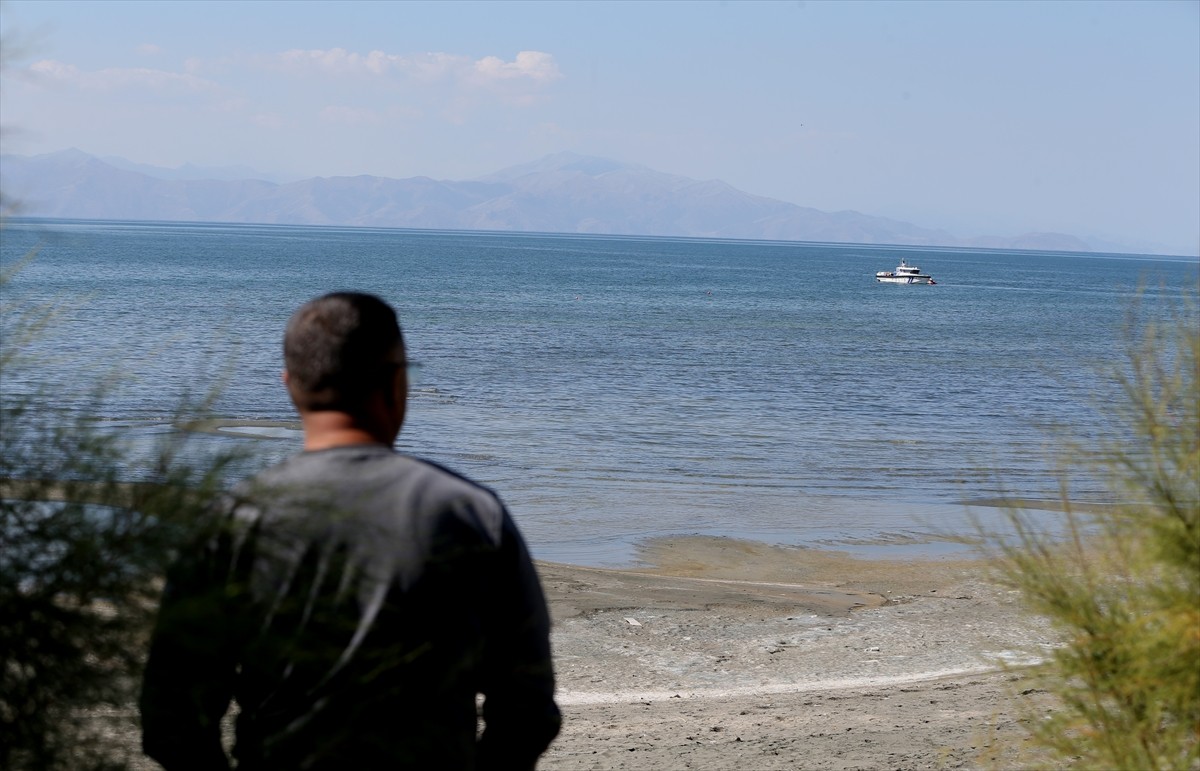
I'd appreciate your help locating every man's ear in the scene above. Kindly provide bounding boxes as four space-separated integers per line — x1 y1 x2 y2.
281 370 289 386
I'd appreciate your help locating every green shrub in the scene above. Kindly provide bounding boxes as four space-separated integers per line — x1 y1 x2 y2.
990 296 1199 770
0 266 238 769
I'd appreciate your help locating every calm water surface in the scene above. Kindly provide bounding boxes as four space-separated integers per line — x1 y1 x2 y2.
2 220 1194 565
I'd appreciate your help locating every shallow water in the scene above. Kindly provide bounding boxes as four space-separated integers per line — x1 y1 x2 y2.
3 219 1194 565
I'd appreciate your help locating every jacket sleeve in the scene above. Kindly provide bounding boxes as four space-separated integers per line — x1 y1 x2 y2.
140 526 242 770
476 511 561 770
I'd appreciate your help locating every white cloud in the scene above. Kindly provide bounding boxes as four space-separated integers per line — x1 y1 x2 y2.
404 52 472 83
137 43 163 56
28 60 79 79
276 47 384 75
27 59 219 93
472 51 562 84
271 47 562 87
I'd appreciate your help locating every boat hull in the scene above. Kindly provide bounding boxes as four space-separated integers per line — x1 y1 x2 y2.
875 275 933 285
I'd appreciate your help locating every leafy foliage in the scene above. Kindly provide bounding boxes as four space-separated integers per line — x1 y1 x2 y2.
990 295 1199 769
0 268 238 769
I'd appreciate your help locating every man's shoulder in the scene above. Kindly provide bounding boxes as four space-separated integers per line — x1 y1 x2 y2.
402 454 501 500
377 452 507 514
233 447 507 523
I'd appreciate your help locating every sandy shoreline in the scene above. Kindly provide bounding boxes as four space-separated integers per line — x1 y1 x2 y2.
97 535 1059 769
539 536 1059 769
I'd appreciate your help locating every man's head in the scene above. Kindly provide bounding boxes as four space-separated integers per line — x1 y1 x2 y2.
283 292 407 438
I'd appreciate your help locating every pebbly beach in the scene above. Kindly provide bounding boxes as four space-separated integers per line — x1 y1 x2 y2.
539 535 1057 770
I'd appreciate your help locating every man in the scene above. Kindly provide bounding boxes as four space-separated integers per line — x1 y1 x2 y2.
141 292 560 770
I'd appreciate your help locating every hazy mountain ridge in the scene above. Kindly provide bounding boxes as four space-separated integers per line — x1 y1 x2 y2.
2 149 1098 252
99 155 295 184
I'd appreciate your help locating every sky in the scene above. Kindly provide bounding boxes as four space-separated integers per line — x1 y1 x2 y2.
2 0 1198 255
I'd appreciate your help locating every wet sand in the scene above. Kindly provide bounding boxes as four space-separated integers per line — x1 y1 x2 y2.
539 536 1059 769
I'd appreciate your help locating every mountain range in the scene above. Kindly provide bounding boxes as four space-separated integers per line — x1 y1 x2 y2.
1 148 1095 252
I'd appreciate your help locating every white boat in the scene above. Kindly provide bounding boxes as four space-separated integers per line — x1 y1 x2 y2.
875 259 935 285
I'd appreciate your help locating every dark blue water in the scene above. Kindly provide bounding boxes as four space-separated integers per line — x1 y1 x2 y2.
2 219 1195 564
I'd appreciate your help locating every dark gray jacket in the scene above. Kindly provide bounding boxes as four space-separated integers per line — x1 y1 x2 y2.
141 445 560 770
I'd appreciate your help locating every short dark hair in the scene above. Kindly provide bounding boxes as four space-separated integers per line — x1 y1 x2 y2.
283 292 404 412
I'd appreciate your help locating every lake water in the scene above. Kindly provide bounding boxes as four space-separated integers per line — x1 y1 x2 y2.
2 219 1195 565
